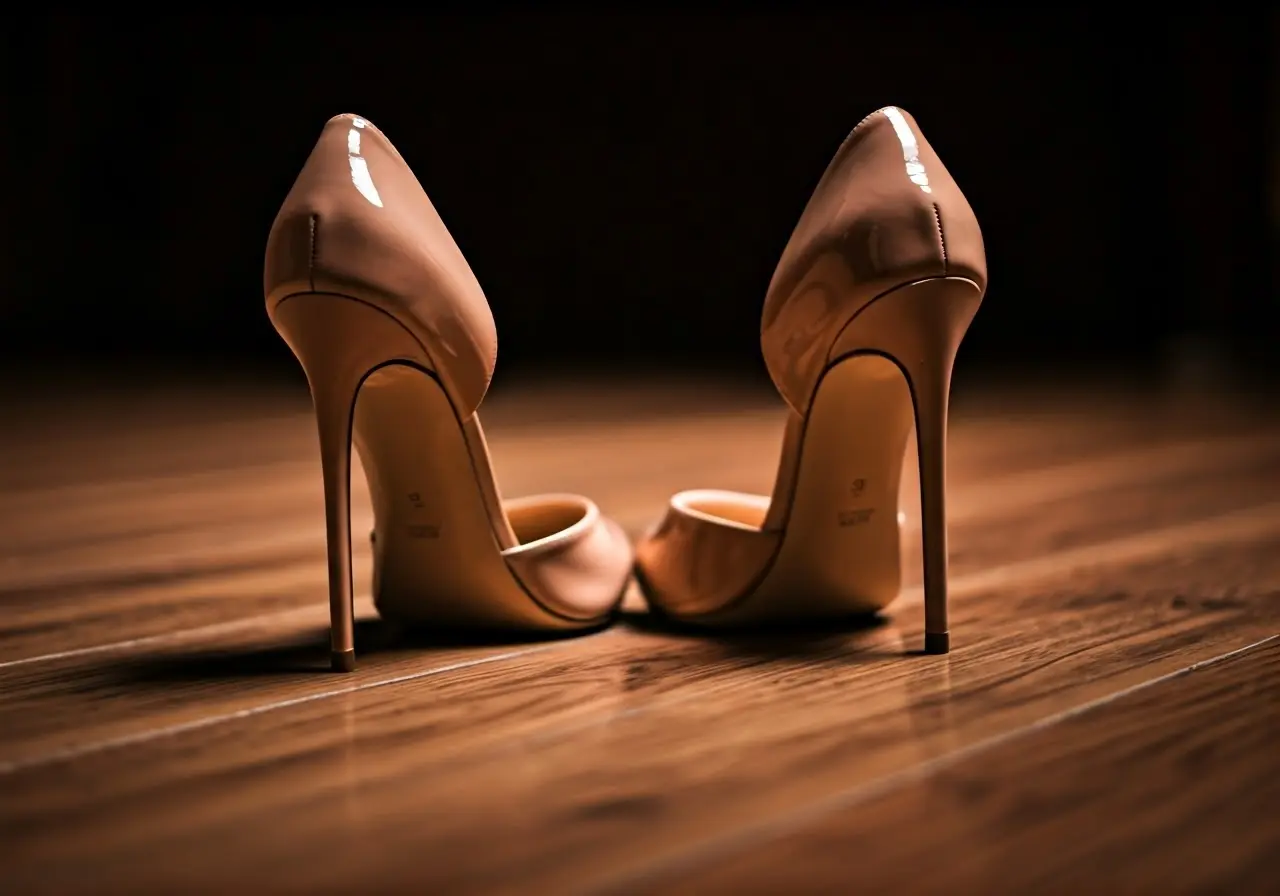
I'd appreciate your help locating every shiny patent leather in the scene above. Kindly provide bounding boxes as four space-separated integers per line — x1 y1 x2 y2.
265 114 633 671
635 107 988 653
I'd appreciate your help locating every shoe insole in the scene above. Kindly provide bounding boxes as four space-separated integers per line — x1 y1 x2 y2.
352 364 602 629
696 352 913 623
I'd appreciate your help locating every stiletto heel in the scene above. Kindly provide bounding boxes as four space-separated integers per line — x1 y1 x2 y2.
265 115 633 671
828 276 984 653
635 106 987 651
270 294 432 671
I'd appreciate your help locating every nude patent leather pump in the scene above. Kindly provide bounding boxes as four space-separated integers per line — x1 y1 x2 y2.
634 107 987 653
264 114 633 672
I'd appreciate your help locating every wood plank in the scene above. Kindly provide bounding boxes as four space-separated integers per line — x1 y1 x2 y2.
660 639 1280 894
5 377 1268 550
2 388 1275 662
2 508 1278 893
4 400 1222 572
1 427 1275 761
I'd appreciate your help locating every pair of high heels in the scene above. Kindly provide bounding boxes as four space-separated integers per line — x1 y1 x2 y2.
265 108 987 672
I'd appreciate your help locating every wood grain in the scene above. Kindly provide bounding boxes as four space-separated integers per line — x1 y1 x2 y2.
0 375 1277 894
1 458 1277 763
4 531 1278 894
662 639 1280 894
3 388 1275 661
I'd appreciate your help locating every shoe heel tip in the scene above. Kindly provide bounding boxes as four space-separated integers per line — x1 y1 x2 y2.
924 631 950 654
331 649 356 672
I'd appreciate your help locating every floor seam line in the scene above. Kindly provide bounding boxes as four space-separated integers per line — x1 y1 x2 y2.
7 496 1280 672
590 633 1280 894
0 637 608 775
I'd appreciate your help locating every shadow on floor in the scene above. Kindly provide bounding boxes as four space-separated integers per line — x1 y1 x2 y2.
112 598 912 684
112 617 616 682
619 606 898 662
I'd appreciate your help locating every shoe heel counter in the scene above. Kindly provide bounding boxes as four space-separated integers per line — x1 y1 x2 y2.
263 115 498 417
762 107 986 413
263 115 371 309
912 109 986 292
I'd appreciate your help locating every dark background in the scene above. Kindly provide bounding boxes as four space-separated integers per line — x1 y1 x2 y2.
3 10 1276 387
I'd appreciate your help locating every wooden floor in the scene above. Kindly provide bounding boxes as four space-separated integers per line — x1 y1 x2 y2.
1 369 1278 894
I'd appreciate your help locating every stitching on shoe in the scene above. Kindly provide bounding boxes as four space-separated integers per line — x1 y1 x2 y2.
932 203 947 273
308 214 318 292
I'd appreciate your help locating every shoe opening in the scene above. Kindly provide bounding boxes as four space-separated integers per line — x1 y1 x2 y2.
673 490 769 530
506 497 590 546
